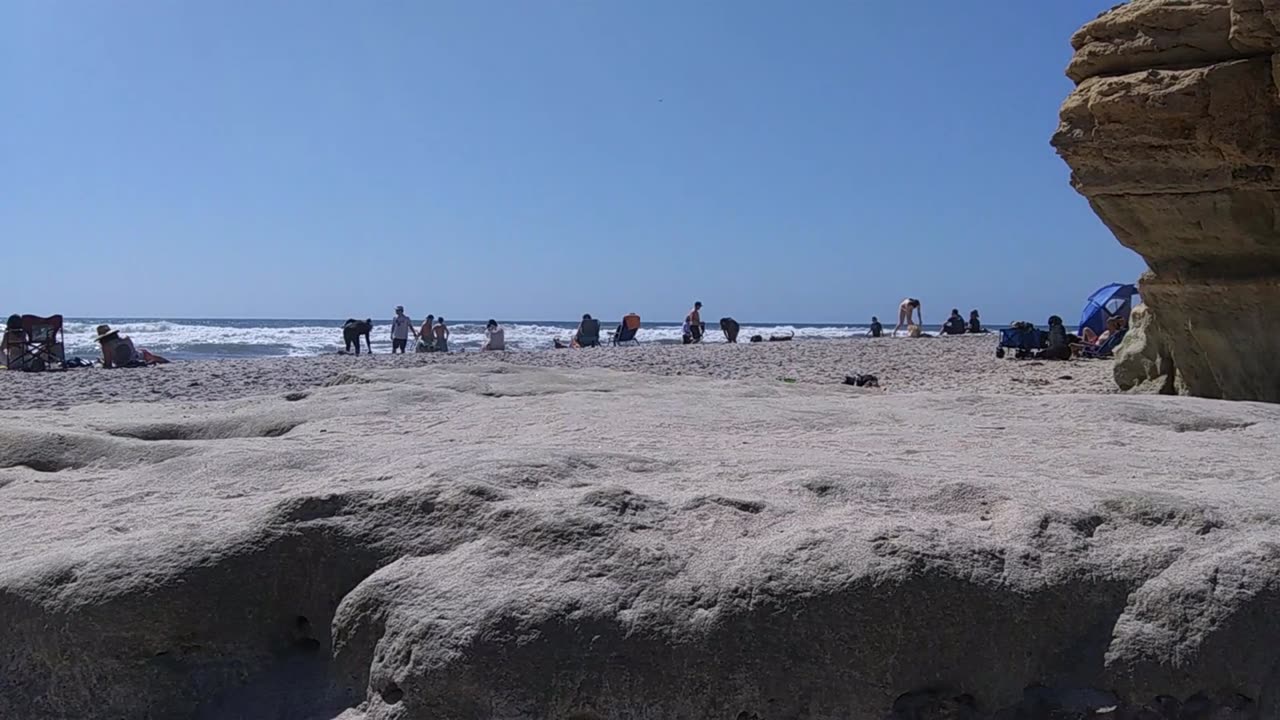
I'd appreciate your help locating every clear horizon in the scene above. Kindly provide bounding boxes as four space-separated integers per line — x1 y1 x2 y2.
3 0 1143 323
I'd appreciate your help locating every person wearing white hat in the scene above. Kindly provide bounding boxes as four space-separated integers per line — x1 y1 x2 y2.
389 306 417 354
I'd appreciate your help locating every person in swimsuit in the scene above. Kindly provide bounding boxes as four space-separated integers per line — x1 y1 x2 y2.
869 316 883 338
433 316 449 352
683 302 704 344
893 298 922 336
417 314 436 352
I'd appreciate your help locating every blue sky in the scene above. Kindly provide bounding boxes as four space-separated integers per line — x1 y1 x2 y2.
2 0 1141 324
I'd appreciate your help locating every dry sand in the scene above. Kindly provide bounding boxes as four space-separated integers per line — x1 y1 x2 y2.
0 335 1114 410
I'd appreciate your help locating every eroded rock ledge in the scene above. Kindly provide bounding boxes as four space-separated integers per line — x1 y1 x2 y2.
1053 0 1280 402
2 367 1278 719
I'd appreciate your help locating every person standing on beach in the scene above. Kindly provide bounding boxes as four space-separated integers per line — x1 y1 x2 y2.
683 301 704 344
893 298 922 336
433 316 449 352
417 315 435 352
390 306 416 354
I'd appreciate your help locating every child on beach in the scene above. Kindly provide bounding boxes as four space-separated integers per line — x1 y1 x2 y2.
869 317 883 338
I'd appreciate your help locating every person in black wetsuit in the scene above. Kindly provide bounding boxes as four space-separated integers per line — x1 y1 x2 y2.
869 317 883 338
342 318 373 355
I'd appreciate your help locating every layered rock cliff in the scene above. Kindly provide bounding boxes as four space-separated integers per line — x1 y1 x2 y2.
1053 0 1280 402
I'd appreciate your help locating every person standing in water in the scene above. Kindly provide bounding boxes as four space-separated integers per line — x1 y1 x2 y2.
390 306 417 354
893 298 922 336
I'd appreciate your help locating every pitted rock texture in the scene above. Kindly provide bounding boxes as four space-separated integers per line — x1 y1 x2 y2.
2 365 1279 719
1053 0 1280 402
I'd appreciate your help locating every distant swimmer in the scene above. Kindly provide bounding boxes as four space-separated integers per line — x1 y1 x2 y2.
893 298 922 336
342 318 373 355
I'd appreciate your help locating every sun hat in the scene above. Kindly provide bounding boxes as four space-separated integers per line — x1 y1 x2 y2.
94 325 120 342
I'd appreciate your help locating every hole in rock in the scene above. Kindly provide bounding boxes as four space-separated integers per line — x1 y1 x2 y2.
283 392 309 402
380 683 404 705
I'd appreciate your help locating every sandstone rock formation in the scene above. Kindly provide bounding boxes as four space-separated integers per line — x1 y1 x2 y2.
2 365 1280 719
1053 0 1280 403
1113 304 1179 393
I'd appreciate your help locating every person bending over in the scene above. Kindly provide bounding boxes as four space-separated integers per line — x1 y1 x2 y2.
483 319 505 351
893 298 922 336
720 317 740 343
343 318 373 355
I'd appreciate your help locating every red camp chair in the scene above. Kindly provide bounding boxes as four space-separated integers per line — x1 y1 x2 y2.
4 315 65 371
611 313 641 346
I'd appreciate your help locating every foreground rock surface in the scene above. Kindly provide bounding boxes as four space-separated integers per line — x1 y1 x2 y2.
1053 0 1280 402
2 365 1279 719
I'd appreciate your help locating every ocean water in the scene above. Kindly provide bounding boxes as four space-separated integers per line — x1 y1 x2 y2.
56 318 905 361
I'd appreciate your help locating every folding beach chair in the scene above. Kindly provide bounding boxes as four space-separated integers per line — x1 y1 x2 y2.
611 314 641 346
575 318 601 348
6 315 65 371
1079 328 1127 359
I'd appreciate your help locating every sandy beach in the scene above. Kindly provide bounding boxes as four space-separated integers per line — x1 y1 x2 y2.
0 335 1116 410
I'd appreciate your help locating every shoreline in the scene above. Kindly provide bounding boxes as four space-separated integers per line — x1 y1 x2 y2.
0 335 1116 410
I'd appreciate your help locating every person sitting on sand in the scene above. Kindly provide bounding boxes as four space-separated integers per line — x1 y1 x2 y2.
893 298 922 336
482 319 505 351
968 310 985 334
719 317 740 343
417 315 436 352
432 316 450 352
940 309 967 335
95 325 169 368
1037 315 1071 361
342 318 373 355
869 317 883 338
4 314 26 369
574 314 601 348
